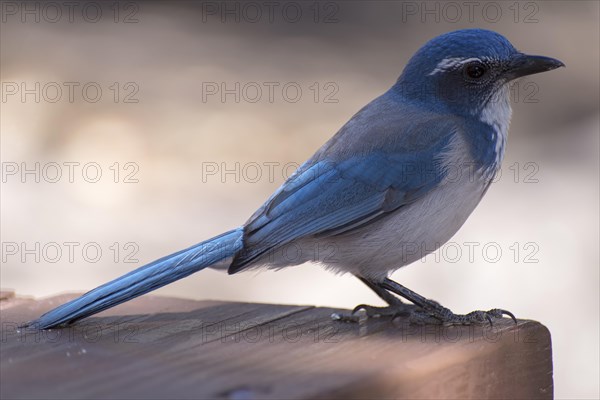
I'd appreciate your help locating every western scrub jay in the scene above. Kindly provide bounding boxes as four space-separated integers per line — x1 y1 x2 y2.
27 29 564 329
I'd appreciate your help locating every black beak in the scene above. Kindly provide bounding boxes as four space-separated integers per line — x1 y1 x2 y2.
505 53 565 81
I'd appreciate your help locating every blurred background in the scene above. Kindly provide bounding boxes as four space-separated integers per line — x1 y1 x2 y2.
1 1 598 397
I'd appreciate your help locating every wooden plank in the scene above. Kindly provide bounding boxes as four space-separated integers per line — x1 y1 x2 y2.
0 294 552 399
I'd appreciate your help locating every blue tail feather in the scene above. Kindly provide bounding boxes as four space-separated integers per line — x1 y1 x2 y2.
26 228 244 329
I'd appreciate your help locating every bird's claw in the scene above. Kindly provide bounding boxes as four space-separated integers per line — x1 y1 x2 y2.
486 308 518 324
330 312 360 323
333 299 517 327
351 304 407 318
421 305 518 326
331 303 418 323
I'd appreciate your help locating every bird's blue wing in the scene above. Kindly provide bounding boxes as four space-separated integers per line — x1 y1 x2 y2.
229 117 459 272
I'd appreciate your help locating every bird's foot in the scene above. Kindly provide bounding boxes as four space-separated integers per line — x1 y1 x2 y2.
331 302 418 323
411 303 517 326
332 302 516 326
377 278 517 326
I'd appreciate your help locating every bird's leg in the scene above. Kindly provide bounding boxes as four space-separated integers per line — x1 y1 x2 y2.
331 276 418 322
351 276 419 317
380 278 516 326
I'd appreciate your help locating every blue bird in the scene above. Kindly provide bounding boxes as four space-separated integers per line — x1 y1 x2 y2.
27 29 564 329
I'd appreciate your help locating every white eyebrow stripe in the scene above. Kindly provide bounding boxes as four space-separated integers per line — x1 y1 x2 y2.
428 57 481 75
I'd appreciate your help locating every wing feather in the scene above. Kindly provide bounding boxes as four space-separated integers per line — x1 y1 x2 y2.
230 92 463 272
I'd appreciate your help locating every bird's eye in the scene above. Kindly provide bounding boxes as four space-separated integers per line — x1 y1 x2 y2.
464 62 487 80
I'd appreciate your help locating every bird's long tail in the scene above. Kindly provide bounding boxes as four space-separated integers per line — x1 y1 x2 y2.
25 228 244 329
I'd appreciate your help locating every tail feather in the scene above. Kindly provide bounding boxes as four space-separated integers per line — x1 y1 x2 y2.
25 228 244 329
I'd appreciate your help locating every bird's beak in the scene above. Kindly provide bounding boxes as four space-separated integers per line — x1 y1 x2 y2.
505 53 565 81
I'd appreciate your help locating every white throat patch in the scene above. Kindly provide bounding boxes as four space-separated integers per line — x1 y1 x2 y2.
479 85 512 169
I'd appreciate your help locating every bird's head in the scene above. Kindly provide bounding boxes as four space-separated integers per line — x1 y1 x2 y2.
395 29 564 120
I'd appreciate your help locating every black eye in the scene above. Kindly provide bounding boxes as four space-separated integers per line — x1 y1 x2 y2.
464 62 487 80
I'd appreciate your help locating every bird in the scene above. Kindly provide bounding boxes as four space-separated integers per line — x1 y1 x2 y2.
26 29 564 329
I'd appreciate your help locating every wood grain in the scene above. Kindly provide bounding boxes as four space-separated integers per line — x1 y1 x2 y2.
0 293 553 399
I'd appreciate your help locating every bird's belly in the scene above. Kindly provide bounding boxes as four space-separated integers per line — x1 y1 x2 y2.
315 175 489 280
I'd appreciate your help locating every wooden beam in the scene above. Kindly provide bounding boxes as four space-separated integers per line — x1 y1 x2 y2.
0 293 552 399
